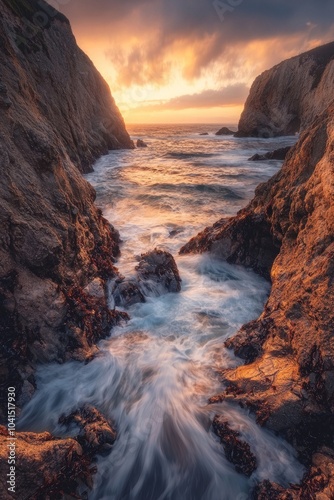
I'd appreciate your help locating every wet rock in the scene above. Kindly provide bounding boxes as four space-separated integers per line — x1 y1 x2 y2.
136 249 182 293
84 278 105 300
236 42 334 137
185 102 334 481
111 250 182 308
253 449 334 499
112 279 146 307
59 405 116 456
0 0 132 415
215 127 235 136
0 425 91 499
200 132 209 135
248 146 292 161
137 139 148 148
212 415 257 476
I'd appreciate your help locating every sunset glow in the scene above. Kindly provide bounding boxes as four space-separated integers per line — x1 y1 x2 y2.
59 0 334 123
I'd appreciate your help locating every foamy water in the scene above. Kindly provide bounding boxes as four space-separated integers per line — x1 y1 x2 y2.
19 125 301 499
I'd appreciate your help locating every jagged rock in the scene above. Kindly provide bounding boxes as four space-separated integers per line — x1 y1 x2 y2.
183 106 334 466
0 0 132 417
137 139 148 148
83 278 105 300
111 250 182 308
212 416 257 477
236 42 334 137
136 249 182 294
253 449 334 499
0 425 91 499
248 146 292 161
215 127 235 136
59 405 116 456
0 406 117 498
112 279 146 307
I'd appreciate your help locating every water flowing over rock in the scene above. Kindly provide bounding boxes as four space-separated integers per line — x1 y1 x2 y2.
0 0 132 417
248 146 292 161
111 249 182 307
182 105 334 484
137 139 148 147
212 416 257 477
236 42 334 137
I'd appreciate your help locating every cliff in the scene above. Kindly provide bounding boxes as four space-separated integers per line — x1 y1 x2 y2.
0 0 132 415
181 105 334 487
236 42 334 137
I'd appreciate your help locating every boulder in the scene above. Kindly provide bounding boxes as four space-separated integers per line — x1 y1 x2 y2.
59 405 116 456
111 250 182 308
215 127 235 136
248 146 292 161
137 139 148 148
112 279 146 307
136 249 182 294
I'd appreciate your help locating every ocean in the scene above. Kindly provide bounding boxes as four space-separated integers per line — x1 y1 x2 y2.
19 125 302 499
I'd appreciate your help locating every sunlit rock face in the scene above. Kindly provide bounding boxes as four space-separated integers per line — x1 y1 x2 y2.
183 106 334 463
236 42 334 137
0 0 133 413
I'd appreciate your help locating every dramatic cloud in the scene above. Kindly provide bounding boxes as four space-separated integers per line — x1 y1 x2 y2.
56 0 334 122
58 0 334 87
133 84 249 112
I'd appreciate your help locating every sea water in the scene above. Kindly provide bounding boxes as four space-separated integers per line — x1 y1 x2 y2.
19 125 301 499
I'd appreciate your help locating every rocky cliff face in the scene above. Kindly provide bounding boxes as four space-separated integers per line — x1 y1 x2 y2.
236 42 334 137
182 106 334 483
0 0 132 415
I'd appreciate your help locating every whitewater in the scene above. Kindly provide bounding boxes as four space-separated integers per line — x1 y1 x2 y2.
19 124 302 500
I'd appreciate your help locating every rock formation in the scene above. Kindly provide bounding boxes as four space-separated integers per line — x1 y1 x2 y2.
182 104 334 491
248 146 292 162
111 249 182 307
212 416 257 477
0 0 133 418
0 407 116 499
215 127 235 136
236 42 334 137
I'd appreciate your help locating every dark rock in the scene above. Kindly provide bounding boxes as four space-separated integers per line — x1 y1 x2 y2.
215 127 235 136
136 249 182 294
0 424 92 499
248 146 292 161
112 279 146 307
137 139 148 148
253 449 334 499
236 42 334 137
59 405 117 457
199 132 209 135
111 250 182 308
212 416 257 477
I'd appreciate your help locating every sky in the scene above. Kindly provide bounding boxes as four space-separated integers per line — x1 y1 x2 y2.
54 0 334 124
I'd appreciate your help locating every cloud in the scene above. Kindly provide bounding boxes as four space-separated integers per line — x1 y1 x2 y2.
131 84 249 112
59 0 334 89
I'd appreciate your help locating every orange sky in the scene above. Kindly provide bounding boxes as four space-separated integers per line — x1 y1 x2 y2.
58 0 334 124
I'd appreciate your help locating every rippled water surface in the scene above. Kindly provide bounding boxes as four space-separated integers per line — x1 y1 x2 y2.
20 125 301 499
